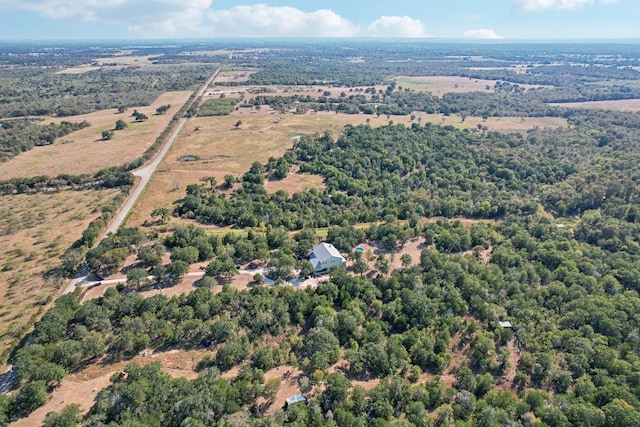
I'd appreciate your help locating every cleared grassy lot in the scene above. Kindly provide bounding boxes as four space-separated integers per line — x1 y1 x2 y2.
394 75 546 96
549 98 640 112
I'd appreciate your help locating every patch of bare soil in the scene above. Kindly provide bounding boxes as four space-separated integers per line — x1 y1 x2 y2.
263 167 325 195
351 237 425 276
10 348 205 426
501 339 522 390
10 370 114 427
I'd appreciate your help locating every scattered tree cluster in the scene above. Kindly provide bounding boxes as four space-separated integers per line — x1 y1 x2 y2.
0 119 89 162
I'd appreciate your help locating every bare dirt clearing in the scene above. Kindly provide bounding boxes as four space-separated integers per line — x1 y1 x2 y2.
264 169 325 195
10 348 206 427
0 91 191 180
0 189 119 360
549 98 640 112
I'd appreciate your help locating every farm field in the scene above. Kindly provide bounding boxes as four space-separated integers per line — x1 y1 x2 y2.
393 75 546 96
549 98 640 111
0 91 191 180
0 189 120 359
55 55 162 74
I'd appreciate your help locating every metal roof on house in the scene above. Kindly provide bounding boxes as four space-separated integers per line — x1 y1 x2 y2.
310 243 345 263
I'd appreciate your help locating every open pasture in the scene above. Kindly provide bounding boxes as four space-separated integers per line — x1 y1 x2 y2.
0 189 119 359
394 75 544 96
0 91 192 180
56 55 161 74
549 98 640 112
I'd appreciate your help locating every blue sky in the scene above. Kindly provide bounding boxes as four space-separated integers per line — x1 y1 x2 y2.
0 0 637 40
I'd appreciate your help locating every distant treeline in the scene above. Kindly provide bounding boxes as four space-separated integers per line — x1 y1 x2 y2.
0 64 214 118
0 119 89 162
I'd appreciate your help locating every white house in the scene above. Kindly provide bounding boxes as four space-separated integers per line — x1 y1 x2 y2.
309 243 346 273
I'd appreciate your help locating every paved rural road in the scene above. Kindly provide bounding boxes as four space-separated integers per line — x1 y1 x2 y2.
62 68 220 295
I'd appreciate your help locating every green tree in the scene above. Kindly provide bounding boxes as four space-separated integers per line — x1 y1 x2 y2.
170 246 199 264
14 380 48 414
114 119 127 130
205 255 238 281
135 112 148 122
137 243 165 268
268 249 296 281
156 104 171 114
126 267 150 288
375 253 390 275
101 130 114 140
166 260 189 280
223 174 236 189
400 253 412 269
150 207 171 224
44 404 82 427
298 260 314 278
304 327 340 370
201 176 217 188
352 258 368 276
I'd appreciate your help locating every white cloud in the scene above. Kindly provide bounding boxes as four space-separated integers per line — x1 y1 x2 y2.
367 16 427 38
515 0 616 11
201 5 359 38
463 28 504 39
0 1 360 38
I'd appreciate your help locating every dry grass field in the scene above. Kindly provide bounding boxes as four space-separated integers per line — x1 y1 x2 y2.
394 75 545 96
549 98 640 112
215 70 256 83
127 108 375 226
56 55 161 74
0 91 192 180
0 189 120 359
428 113 568 132
264 167 325 195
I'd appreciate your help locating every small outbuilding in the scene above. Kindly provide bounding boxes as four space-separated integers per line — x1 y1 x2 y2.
499 321 513 328
284 394 307 409
309 243 346 273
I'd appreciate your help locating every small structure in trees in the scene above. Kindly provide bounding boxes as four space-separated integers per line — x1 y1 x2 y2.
284 394 306 409
499 321 513 328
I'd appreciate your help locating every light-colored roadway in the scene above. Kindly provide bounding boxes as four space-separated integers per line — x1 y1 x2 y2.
62 68 220 295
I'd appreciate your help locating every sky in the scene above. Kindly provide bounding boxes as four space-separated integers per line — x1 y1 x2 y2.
0 0 638 40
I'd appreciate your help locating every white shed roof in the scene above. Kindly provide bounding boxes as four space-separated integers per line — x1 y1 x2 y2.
499 321 513 328
286 394 307 405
